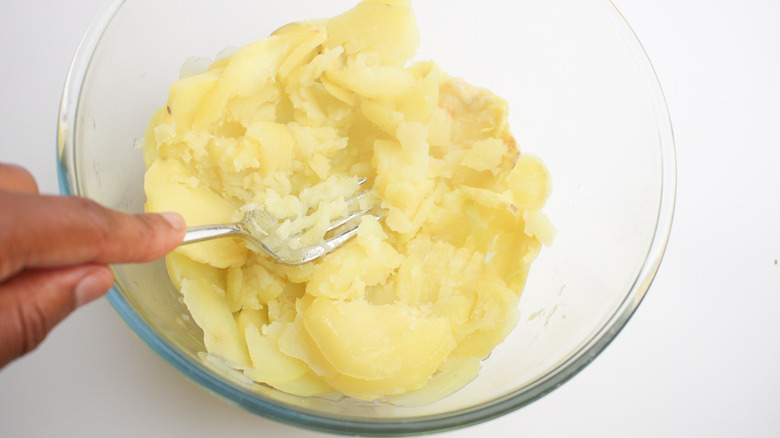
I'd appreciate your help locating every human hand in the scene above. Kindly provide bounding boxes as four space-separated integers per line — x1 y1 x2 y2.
0 163 185 369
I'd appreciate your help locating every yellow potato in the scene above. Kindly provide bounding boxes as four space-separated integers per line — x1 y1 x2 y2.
165 251 222 292
306 220 403 301
272 370 336 398
179 278 250 368
235 307 269 336
380 356 481 406
168 69 221 134
243 322 309 386
144 158 247 268
326 53 415 99
303 298 455 381
507 153 554 209
143 0 553 403
324 0 419 66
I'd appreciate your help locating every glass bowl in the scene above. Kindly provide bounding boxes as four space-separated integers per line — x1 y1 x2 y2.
56 0 675 435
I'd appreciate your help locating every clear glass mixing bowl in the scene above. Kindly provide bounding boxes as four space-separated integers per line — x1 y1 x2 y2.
57 0 675 435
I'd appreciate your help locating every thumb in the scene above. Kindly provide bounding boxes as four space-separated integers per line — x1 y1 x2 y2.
0 264 114 368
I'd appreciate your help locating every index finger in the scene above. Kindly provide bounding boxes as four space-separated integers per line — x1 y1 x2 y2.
0 163 39 194
0 191 185 281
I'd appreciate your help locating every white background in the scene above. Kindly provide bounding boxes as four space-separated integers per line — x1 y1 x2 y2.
1 1 779 437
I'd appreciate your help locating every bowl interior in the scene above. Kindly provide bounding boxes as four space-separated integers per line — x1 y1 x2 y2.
58 0 674 433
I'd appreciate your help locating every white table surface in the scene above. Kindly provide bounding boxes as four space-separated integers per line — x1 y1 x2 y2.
1 1 778 437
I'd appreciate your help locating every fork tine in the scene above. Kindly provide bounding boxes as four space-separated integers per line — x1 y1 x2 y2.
194 175 379 265
323 222 361 251
322 177 369 232
345 188 368 203
324 205 385 243
326 196 371 232
283 216 364 264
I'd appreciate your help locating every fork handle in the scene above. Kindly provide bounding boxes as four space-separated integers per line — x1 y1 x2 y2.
181 224 244 245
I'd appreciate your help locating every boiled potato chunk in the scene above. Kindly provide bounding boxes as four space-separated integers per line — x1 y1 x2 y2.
143 0 553 404
165 251 223 292
450 280 520 358
244 322 309 386
326 53 415 99
167 68 220 136
180 278 250 368
324 0 419 67
303 298 456 399
523 209 556 247
507 154 553 208
306 218 403 300
235 308 269 336
193 29 321 129
380 356 481 406
304 298 455 381
272 370 336 398
144 158 247 268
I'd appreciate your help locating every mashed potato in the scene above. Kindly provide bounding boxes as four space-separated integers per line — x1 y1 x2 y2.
143 0 554 403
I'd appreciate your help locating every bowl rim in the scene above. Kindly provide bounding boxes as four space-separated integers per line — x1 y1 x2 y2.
56 0 676 435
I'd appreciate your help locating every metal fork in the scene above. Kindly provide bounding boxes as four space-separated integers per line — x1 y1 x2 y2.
180 178 377 265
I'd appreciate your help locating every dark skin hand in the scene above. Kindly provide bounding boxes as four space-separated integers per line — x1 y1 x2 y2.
0 163 185 369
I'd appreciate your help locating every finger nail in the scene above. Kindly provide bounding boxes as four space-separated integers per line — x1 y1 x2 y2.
160 212 185 231
74 267 114 307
